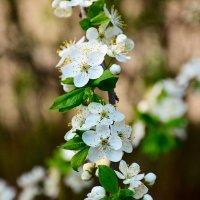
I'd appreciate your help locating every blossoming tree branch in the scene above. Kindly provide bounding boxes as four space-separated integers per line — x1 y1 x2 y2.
51 0 156 199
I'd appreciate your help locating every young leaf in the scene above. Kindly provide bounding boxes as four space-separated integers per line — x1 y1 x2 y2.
61 77 74 85
71 147 89 171
90 70 118 91
50 88 85 112
80 18 91 31
62 137 86 150
87 0 105 18
90 12 110 26
98 165 119 194
119 189 134 199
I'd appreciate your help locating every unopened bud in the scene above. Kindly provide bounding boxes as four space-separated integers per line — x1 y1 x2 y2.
110 64 121 75
144 173 156 186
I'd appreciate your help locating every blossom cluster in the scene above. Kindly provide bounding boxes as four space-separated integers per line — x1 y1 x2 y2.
50 0 156 199
56 27 133 91
65 102 133 162
132 58 200 153
85 160 156 200
52 0 98 18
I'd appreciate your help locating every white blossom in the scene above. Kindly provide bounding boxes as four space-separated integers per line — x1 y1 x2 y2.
61 40 107 87
110 64 121 75
130 183 148 200
111 121 133 153
82 124 123 162
85 186 106 200
144 173 156 186
104 5 124 28
64 170 92 193
60 0 97 8
17 167 45 188
18 187 40 200
0 180 16 200
151 97 187 122
115 160 144 185
85 102 125 128
44 168 61 198
86 24 122 44
107 34 134 62
52 0 72 18
177 58 200 89
64 106 90 140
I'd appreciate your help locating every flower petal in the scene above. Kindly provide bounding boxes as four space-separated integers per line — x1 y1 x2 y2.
105 149 123 162
86 27 98 40
88 147 105 162
88 65 104 79
109 135 122 150
109 111 125 122
122 139 133 153
119 160 128 175
96 125 110 139
114 171 125 180
87 52 105 66
74 72 89 87
88 102 103 114
82 130 100 147
84 114 101 128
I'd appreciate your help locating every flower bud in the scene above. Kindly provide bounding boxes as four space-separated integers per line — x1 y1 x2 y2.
81 171 92 181
110 64 121 75
143 194 153 200
83 163 95 172
144 173 156 186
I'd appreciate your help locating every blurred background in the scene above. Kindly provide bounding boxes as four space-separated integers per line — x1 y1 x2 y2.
0 0 200 199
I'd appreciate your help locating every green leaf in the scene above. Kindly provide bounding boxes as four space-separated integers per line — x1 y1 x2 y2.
50 88 85 112
164 117 187 129
98 165 119 194
87 0 105 18
90 70 118 91
62 137 86 150
80 18 91 31
71 147 89 171
119 189 134 199
61 78 74 85
90 12 110 26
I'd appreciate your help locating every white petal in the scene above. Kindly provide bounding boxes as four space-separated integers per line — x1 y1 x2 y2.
122 139 133 153
109 111 125 122
74 72 89 87
105 149 123 162
116 34 127 44
86 27 99 40
64 130 76 141
96 125 110 139
135 174 145 181
114 171 125 180
88 147 105 162
87 52 105 66
100 118 113 126
116 54 130 62
88 102 103 114
109 136 122 150
133 184 148 199
103 104 115 113
85 114 101 128
88 65 104 79
82 131 100 147
119 160 128 175
129 163 140 176
61 63 79 79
